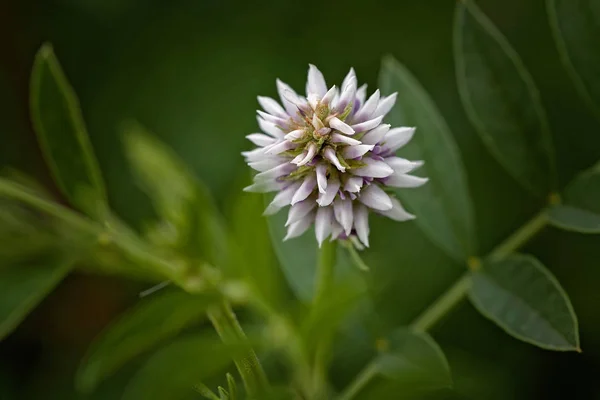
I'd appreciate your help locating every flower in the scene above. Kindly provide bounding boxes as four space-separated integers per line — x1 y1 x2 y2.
243 65 427 247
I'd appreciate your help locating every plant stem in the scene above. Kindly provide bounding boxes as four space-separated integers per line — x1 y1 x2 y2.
337 209 550 400
207 301 269 396
337 361 379 400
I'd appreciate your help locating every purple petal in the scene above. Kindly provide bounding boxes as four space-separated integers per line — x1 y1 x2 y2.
352 158 393 178
385 157 424 174
315 206 334 246
376 197 415 221
306 64 328 97
351 115 384 133
353 204 370 247
359 184 393 211
258 117 286 138
342 144 374 159
246 133 276 147
276 79 301 119
263 181 302 215
295 143 317 166
361 124 390 145
382 127 416 152
328 117 355 135
243 179 285 193
265 140 296 155
373 93 397 118
321 85 337 106
344 176 363 193
333 197 354 235
284 212 315 240
254 163 296 182
330 133 361 145
353 89 380 123
286 199 317 226
324 147 346 172
317 175 340 206
258 96 287 118
291 175 317 204
385 174 429 188
316 164 328 194
248 157 286 172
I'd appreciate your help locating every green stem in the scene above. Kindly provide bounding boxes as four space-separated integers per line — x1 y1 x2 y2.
337 208 550 400
344 242 370 271
337 361 379 400
207 301 269 396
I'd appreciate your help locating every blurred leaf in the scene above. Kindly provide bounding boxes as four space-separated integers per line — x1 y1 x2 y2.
379 56 476 261
469 254 579 351
218 387 229 399
547 0 600 118
77 290 217 393
266 212 360 301
454 1 556 195
0 253 73 341
30 43 108 219
548 161 600 233
226 373 237 400
122 334 241 400
123 122 228 269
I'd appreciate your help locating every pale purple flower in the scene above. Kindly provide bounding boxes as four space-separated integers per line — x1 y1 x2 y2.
243 65 427 247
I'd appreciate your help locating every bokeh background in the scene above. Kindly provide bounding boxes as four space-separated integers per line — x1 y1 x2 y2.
1 0 600 398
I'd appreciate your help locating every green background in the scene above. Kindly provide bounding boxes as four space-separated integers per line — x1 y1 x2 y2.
1 0 600 398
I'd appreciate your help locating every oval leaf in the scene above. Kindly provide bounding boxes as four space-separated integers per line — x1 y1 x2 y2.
469 254 579 351
76 290 216 393
379 56 476 261
548 161 600 233
548 0 600 118
370 329 452 396
454 1 556 195
30 43 108 219
0 253 72 341
122 335 242 400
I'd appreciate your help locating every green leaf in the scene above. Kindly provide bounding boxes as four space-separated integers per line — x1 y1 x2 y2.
0 253 72 341
469 254 579 351
547 0 600 118
30 43 108 219
122 334 242 400
373 329 452 394
548 161 600 233
123 122 228 269
76 290 217 393
454 1 556 195
226 373 237 400
379 56 476 261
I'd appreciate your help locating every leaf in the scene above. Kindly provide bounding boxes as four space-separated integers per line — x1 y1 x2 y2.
547 0 600 118
76 290 217 393
123 122 228 269
379 56 476 261
122 334 242 400
454 1 556 195
469 254 579 351
0 253 72 341
372 329 452 395
548 161 600 233
30 43 108 219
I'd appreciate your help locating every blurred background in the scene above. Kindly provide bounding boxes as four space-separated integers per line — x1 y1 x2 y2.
1 0 600 398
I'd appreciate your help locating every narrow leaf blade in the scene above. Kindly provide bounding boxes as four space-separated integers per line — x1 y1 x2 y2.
77 290 216 392
469 254 579 351
454 1 556 195
0 254 72 340
547 0 600 118
379 56 476 261
30 43 108 219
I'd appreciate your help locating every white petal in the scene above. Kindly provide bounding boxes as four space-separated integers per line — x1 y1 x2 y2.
258 96 287 118
377 197 415 221
291 151 307 164
328 117 355 135
352 158 393 178
385 157 424 174
351 115 383 133
344 176 363 193
336 76 357 113
353 204 370 247
386 174 429 188
242 147 267 162
286 199 317 226
355 84 368 106
295 143 317 166
254 163 296 182
341 68 356 91
312 113 325 130
321 85 337 106
383 127 416 152
263 181 302 215
315 206 334 246
285 129 305 141
361 124 390 145
276 79 301 119
342 144 374 159
373 93 397 118
258 117 286 138
257 110 289 127
333 197 354 235
330 133 361 145
246 133 276 147
359 184 393 211
354 89 380 122
284 212 314 240
316 164 328 194
291 175 317 204
306 64 328 97
265 140 296 155
330 220 345 241
323 147 346 172
243 179 285 193
317 175 340 206
249 157 286 172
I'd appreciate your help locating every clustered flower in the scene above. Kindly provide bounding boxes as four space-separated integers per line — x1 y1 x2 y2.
243 65 427 247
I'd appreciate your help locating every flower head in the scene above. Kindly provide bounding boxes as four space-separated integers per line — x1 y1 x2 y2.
243 65 427 247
